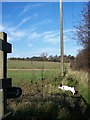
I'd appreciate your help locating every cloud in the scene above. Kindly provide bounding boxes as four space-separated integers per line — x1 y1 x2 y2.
40 47 59 56
15 16 32 30
28 28 76 45
0 22 75 46
3 26 26 42
15 13 39 31
43 31 60 44
1 19 49 43
7 32 25 42
19 3 43 16
64 45 82 56
19 5 30 16
1 19 77 57
10 31 26 39
1 15 43 42
63 28 76 42
28 30 60 45
30 32 41 39
3 13 39 33
28 43 33 47
0 24 5 31
30 19 51 29
63 28 75 34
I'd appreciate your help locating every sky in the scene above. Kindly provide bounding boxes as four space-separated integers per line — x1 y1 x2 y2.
0 2 86 58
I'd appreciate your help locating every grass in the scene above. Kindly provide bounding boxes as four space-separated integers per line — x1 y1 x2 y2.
7 60 69 69
6 60 89 120
7 94 88 120
8 69 62 84
68 70 89 103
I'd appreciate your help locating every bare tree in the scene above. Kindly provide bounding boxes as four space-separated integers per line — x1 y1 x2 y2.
73 2 90 71
75 2 90 49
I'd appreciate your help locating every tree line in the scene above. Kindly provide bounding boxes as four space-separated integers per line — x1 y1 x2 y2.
8 54 75 63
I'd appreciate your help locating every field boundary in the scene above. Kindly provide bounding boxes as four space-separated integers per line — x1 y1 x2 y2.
8 68 61 71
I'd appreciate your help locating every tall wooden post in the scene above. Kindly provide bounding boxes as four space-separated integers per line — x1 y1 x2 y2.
0 32 21 119
0 32 12 119
0 31 22 119
60 0 64 77
0 32 7 119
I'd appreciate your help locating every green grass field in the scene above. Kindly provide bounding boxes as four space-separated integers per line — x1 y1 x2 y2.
7 60 89 120
7 60 88 101
8 60 69 69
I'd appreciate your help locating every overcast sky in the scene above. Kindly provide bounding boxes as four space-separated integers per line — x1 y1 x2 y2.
0 2 86 57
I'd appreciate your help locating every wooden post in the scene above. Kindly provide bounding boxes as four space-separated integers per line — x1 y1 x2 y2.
60 0 64 77
0 32 7 119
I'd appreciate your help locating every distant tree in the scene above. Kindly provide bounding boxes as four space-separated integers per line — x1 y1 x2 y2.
53 55 59 62
40 53 48 58
48 55 53 61
40 53 48 61
26 57 30 60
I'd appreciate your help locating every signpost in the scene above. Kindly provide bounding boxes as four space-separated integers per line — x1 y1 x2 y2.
0 32 11 119
0 32 22 119
6 87 22 99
